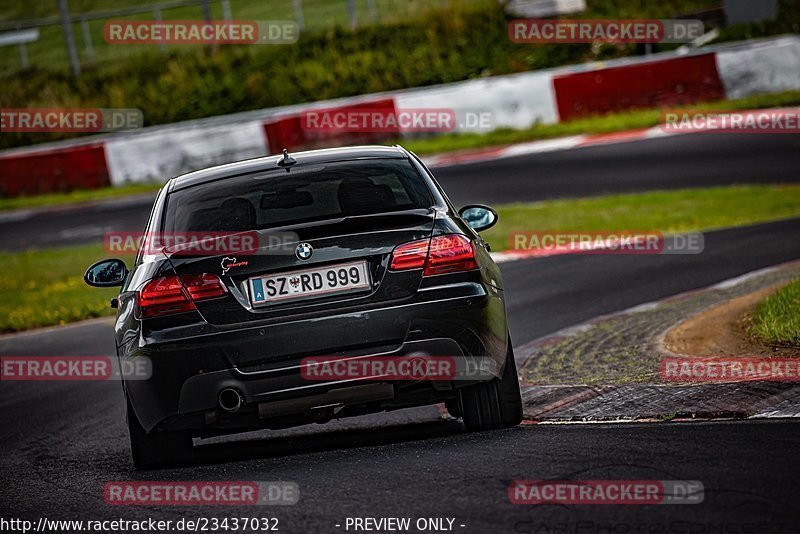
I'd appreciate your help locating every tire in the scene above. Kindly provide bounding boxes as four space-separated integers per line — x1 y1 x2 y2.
460 336 523 430
127 398 194 469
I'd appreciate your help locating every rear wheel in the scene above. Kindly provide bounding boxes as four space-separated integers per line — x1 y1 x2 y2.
460 337 523 430
127 398 194 469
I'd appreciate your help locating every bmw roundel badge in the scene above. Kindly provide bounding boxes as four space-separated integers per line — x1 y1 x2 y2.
295 242 313 260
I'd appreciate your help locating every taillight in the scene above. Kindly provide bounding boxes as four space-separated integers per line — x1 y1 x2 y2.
182 273 228 301
390 239 429 270
424 234 478 276
390 234 478 276
137 274 227 318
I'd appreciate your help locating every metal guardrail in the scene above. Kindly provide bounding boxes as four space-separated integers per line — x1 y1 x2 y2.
0 0 379 76
0 28 39 45
0 0 211 30
0 28 39 69
0 0 219 76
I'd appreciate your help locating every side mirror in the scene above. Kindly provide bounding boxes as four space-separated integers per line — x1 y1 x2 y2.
458 204 498 233
84 259 128 288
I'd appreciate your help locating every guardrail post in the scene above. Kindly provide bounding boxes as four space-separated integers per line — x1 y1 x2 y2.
293 0 304 29
200 0 212 22
58 0 81 76
19 42 29 69
81 18 94 61
347 0 357 29
154 8 167 53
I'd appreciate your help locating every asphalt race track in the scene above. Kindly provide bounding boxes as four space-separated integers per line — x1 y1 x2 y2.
1 132 799 251
1 133 800 530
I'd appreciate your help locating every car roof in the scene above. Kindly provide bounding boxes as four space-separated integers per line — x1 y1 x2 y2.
168 145 409 192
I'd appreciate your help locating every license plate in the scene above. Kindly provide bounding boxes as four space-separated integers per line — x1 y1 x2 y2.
248 261 371 305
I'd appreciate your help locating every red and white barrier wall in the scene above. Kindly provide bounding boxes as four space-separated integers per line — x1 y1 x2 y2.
552 53 725 121
104 121 267 186
0 143 110 197
1 36 798 197
716 37 800 99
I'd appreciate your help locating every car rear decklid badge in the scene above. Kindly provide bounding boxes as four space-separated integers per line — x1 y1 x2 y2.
221 256 248 274
295 243 313 260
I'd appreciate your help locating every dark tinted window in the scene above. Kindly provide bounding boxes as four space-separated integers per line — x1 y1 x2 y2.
164 159 432 232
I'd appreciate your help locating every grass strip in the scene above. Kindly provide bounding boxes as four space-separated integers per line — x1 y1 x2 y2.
483 185 800 252
3 184 799 332
748 278 800 348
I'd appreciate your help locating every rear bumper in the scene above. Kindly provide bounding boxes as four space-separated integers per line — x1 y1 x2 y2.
121 280 507 433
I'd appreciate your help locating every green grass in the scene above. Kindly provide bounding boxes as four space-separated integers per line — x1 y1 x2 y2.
3 184 800 333
403 90 800 155
0 182 161 211
482 184 800 252
0 244 135 333
749 278 800 347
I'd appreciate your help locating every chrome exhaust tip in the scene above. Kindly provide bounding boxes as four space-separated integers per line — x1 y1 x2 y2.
218 388 244 413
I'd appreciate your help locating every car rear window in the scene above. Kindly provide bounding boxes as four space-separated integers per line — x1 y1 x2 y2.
164 158 433 232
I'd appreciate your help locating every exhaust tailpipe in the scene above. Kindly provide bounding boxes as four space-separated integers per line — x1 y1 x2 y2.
218 388 244 413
